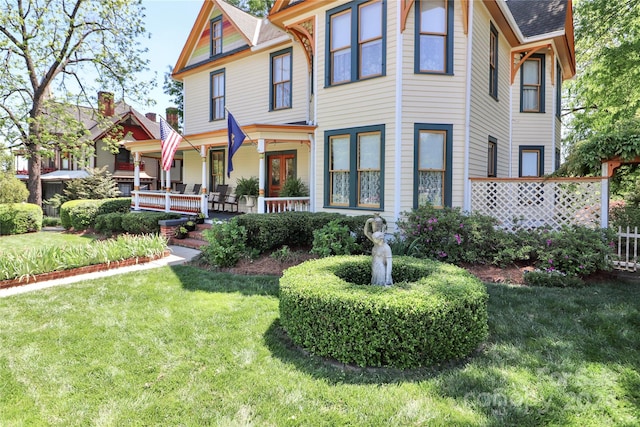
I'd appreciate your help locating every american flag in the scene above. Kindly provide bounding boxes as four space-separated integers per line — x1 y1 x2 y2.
160 117 183 171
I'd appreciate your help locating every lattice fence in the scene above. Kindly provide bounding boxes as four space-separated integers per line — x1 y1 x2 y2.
470 177 604 230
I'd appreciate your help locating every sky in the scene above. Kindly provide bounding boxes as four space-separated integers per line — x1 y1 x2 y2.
130 0 204 115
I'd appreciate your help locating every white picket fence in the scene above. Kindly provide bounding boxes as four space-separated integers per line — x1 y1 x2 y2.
614 226 640 272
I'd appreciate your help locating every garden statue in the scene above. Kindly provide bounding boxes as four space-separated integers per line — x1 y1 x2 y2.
364 214 393 286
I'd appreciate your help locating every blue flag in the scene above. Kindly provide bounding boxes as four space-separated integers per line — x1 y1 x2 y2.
227 112 246 178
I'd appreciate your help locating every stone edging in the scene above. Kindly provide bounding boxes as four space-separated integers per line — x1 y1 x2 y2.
0 250 170 291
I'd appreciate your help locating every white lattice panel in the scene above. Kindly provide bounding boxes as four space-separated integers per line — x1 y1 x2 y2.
470 178 603 229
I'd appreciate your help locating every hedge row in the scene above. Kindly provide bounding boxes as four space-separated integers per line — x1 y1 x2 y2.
60 197 131 230
279 256 489 369
0 203 42 235
94 211 181 235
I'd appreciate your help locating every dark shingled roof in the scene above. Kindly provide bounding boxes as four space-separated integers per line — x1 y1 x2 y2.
505 0 568 38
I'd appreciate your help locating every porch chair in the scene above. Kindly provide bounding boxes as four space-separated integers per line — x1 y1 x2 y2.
210 184 229 211
223 189 239 213
175 183 187 194
192 183 202 194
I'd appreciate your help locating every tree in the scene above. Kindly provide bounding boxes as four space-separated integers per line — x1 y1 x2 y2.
564 0 640 150
45 166 120 210
0 0 153 207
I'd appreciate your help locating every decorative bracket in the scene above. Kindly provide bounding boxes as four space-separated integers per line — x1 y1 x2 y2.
511 44 553 84
287 18 314 72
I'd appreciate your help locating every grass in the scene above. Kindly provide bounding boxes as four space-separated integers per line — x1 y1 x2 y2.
0 231 98 253
0 266 638 426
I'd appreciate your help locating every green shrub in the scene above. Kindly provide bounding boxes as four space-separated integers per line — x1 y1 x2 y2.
311 219 357 257
201 220 249 267
0 203 42 235
523 270 585 288
94 212 125 234
395 204 503 264
42 216 61 227
60 199 88 229
97 198 132 215
121 212 180 235
279 256 489 369
0 172 29 203
534 225 615 277
69 201 100 231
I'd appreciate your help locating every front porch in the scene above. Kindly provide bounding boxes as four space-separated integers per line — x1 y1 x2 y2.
130 190 311 217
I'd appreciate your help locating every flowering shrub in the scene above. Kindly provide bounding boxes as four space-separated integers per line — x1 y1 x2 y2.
394 205 504 265
535 225 615 277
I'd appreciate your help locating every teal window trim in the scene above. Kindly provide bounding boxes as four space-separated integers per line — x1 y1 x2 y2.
325 0 387 87
518 145 545 177
555 61 562 118
519 53 545 113
269 47 293 111
324 124 385 210
413 123 453 208
210 16 223 57
209 69 225 122
489 22 499 100
488 135 497 177
415 0 454 75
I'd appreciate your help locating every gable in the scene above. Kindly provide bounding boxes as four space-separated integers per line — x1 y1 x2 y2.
186 7 248 67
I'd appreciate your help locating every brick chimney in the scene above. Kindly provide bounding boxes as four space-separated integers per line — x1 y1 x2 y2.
166 107 179 130
145 112 157 122
98 91 115 117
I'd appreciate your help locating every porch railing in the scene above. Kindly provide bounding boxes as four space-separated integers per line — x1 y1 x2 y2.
470 177 604 230
132 191 206 216
263 197 311 213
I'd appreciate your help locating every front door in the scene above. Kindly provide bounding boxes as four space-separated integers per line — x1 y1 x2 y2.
267 152 295 197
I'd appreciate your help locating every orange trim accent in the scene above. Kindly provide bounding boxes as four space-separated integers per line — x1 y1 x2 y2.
461 0 469 35
400 0 415 32
287 18 315 71
173 1 212 76
511 44 551 84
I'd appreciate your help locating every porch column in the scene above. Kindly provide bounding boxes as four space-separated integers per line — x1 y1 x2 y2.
601 163 609 228
201 145 208 217
257 138 266 213
165 169 171 213
133 152 141 211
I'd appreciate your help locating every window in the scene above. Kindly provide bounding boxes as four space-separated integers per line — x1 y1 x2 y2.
270 48 292 110
414 123 452 208
325 125 384 209
488 137 497 177
519 146 544 177
555 62 562 118
416 0 453 74
210 150 225 190
520 53 545 112
326 0 385 86
489 23 498 99
210 69 225 121
61 152 71 170
210 17 222 56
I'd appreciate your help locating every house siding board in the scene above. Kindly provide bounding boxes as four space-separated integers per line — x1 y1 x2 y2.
183 42 308 136
187 8 248 68
467 3 511 179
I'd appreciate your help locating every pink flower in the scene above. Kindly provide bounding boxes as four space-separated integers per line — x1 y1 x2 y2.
546 239 552 246
454 234 461 245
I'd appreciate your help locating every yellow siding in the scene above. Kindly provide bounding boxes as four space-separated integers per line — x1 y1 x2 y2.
183 42 309 135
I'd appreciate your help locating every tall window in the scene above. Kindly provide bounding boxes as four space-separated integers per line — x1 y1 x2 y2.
211 17 222 56
488 137 497 177
414 124 452 208
520 54 545 112
271 48 292 110
416 0 453 74
519 146 544 177
210 69 225 121
489 23 498 99
326 0 385 86
325 125 384 209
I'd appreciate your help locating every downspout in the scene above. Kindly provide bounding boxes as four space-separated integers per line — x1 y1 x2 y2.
551 62 557 172
509 82 513 176
310 14 318 212
394 0 403 224
463 0 474 211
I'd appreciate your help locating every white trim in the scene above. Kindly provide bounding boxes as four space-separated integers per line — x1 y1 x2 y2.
394 0 403 223
250 34 291 52
463 0 474 212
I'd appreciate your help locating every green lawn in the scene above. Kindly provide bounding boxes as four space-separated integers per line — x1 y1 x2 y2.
0 266 638 426
0 231 98 253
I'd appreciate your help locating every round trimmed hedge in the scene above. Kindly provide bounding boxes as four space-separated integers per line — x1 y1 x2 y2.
279 256 488 369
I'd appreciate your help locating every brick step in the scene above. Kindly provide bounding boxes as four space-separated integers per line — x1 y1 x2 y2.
170 236 208 250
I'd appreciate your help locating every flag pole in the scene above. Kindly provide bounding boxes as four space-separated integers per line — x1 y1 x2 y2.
224 107 256 145
158 115 203 157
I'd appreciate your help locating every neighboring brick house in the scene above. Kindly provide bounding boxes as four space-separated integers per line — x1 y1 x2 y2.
126 0 576 225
